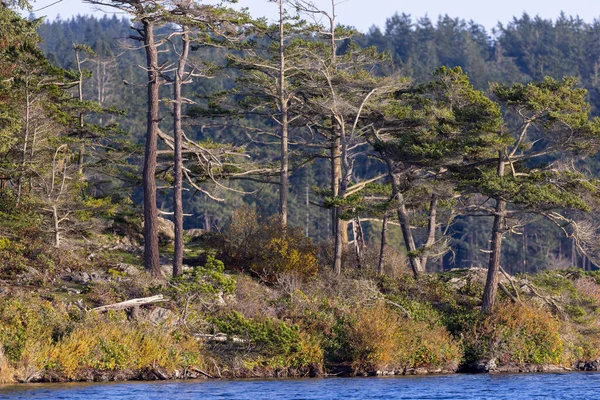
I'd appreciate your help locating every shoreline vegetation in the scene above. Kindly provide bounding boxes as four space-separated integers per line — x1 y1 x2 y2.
4 0 600 388
2 211 600 384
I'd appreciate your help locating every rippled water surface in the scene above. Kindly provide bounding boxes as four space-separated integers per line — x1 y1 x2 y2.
1 373 599 399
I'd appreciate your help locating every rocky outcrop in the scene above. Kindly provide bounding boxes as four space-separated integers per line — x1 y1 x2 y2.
574 360 600 371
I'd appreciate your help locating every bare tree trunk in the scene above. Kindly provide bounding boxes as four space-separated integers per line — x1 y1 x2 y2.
52 205 60 248
142 20 161 276
387 166 423 277
305 171 310 237
331 136 341 237
352 216 365 269
482 152 506 314
378 214 388 275
332 133 343 275
278 0 289 227
172 26 190 278
75 50 85 176
17 83 30 206
333 216 344 275
419 194 438 270
522 225 528 274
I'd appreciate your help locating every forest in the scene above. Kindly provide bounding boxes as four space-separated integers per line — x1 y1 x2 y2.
32 7 600 276
3 0 600 383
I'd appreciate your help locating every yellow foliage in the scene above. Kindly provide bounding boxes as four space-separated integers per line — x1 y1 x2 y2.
468 302 564 365
343 301 461 372
0 296 205 381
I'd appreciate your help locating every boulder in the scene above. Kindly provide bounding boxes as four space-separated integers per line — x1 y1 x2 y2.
114 263 140 276
185 228 205 238
147 307 177 326
157 217 175 241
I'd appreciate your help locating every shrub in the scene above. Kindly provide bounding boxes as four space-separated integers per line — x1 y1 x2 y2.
210 311 323 374
0 295 206 381
334 301 461 373
223 207 318 283
169 255 235 302
212 311 301 356
342 303 400 371
463 302 564 365
45 315 204 378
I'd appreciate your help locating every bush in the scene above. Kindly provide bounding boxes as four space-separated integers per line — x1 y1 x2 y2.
0 295 206 382
45 315 204 379
210 311 323 374
463 302 564 365
333 301 461 373
223 207 318 283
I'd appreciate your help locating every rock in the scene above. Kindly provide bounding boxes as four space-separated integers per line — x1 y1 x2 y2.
147 307 176 326
185 228 205 238
579 360 600 371
540 364 566 372
73 271 91 284
157 217 175 241
90 271 101 280
71 270 106 284
465 358 497 373
21 266 42 281
114 263 140 276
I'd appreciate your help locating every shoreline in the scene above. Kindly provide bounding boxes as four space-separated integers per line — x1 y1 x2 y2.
1 364 597 387
3 361 593 385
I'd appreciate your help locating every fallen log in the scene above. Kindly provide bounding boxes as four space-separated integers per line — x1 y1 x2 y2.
91 295 167 312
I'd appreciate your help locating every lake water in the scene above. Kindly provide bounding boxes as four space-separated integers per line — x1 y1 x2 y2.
1 372 598 399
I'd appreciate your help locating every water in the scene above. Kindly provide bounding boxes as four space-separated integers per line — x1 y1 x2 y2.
0 373 598 399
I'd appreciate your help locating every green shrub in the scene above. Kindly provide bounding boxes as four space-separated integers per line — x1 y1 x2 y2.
212 311 300 355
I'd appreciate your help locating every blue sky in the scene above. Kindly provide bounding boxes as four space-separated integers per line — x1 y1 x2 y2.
29 0 600 33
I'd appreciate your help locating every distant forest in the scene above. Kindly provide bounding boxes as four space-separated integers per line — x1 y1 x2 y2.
35 10 600 273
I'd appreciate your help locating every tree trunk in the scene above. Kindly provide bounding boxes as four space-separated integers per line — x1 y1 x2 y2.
278 0 289 227
17 83 30 206
52 205 60 248
378 214 388 275
482 152 506 314
76 50 85 176
142 20 161 276
332 132 343 274
419 194 438 270
204 211 211 232
305 171 310 237
388 168 423 277
333 216 344 275
331 135 341 237
172 26 190 278
352 216 365 269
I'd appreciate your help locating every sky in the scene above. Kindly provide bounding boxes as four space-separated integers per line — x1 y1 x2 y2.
27 0 600 33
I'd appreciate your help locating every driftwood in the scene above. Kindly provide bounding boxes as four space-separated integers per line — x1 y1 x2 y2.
189 367 215 379
91 295 167 312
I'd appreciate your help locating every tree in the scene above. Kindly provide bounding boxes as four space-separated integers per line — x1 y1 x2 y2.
372 67 505 276
82 0 167 276
471 77 600 313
